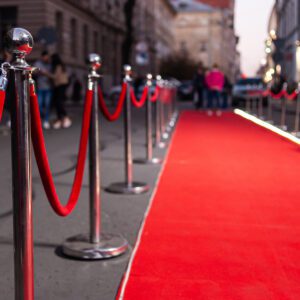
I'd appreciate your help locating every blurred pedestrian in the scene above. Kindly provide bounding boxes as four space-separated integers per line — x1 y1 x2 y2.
70 73 82 103
222 75 232 109
34 50 52 129
205 64 225 116
51 53 72 129
193 64 207 109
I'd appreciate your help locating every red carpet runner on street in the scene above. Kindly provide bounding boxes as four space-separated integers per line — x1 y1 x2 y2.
118 111 300 300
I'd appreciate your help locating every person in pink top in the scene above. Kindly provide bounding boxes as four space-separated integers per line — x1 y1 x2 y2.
205 64 225 116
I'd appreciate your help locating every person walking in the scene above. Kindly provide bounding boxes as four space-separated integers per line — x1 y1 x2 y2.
34 51 53 129
222 75 232 109
205 64 225 116
193 64 207 109
51 54 72 129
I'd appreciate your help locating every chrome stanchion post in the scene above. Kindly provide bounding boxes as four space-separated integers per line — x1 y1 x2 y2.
165 82 173 132
155 75 165 149
292 84 300 137
62 54 128 259
251 96 257 116
258 94 264 119
161 81 169 140
267 94 273 124
5 28 34 300
106 65 149 194
245 96 251 112
280 83 288 131
135 74 162 165
169 84 177 128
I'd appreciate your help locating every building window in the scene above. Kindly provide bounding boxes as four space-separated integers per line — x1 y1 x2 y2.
83 24 89 61
0 6 18 50
55 11 64 54
200 42 207 52
70 18 77 58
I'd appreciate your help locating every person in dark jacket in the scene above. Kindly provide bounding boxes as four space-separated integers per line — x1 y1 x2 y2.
222 75 232 109
51 53 71 129
193 64 207 109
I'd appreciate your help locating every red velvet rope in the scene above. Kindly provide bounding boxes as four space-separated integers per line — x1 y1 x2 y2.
0 90 5 121
150 86 160 102
262 90 270 97
98 83 127 121
130 86 148 108
269 90 285 100
284 90 299 101
30 83 93 216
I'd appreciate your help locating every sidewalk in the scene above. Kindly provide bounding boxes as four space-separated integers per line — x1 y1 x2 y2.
0 104 170 299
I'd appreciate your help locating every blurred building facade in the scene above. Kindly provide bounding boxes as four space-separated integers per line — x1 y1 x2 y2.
273 0 300 82
171 0 239 82
0 0 239 87
131 0 176 77
0 0 175 90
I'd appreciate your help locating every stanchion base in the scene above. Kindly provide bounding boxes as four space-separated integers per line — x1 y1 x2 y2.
166 126 172 132
291 131 300 138
279 125 288 131
162 132 169 140
62 233 128 260
157 141 166 149
169 120 176 127
134 157 162 165
105 182 149 194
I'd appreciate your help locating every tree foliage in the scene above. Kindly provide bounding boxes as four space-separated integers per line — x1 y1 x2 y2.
122 0 136 65
159 54 198 80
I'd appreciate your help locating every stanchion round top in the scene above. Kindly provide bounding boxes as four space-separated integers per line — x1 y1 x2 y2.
88 53 101 70
123 65 132 72
5 28 33 57
147 74 153 80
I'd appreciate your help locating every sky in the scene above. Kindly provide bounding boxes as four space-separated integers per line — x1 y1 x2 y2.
235 0 275 76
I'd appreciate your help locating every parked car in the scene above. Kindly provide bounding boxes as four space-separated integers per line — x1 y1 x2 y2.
232 77 265 107
178 80 194 101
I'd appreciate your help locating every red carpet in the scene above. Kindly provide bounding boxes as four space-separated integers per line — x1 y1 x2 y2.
118 111 300 300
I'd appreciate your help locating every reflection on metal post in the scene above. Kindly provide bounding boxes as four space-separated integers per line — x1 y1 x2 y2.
280 97 287 131
258 95 264 119
246 97 251 113
155 75 165 149
267 95 273 124
134 74 162 165
62 54 128 260
293 85 300 137
6 27 35 300
106 65 149 194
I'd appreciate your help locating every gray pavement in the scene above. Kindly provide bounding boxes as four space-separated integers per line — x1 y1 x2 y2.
0 102 177 300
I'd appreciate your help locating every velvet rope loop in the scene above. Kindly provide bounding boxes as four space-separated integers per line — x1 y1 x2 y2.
30 83 93 216
0 90 5 121
284 90 299 101
130 86 149 108
270 90 285 100
98 83 127 121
